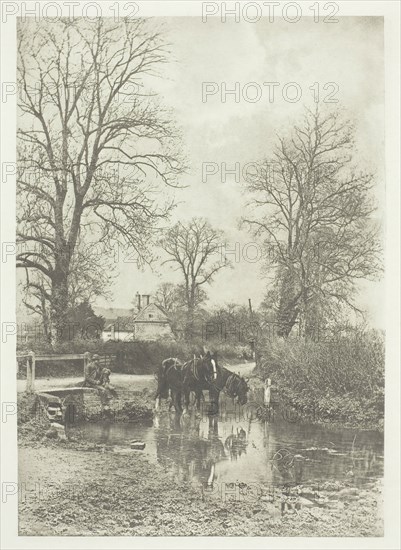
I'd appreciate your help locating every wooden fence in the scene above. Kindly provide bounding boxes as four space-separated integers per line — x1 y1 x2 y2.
16 352 115 392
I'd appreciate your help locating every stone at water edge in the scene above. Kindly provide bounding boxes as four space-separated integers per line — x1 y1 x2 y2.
130 440 146 450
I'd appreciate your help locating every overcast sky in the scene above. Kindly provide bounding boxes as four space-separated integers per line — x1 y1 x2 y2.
95 16 384 328
17 16 384 327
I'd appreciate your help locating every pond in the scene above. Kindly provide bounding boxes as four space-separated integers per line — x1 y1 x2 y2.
70 391 384 499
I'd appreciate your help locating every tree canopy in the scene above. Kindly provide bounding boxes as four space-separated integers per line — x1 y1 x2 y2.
17 18 184 342
243 106 382 337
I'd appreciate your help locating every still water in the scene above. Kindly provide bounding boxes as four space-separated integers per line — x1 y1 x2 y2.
71 392 383 493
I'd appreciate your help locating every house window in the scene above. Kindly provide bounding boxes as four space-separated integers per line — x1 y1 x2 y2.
149 314 153 318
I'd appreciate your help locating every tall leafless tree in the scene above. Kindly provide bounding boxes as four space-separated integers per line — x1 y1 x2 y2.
17 18 184 343
19 235 115 342
160 218 229 339
243 106 382 338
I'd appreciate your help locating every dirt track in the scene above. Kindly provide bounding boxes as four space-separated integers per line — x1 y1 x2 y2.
17 362 255 393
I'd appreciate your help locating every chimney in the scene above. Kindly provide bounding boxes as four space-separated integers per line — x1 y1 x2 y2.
136 292 141 310
142 294 150 306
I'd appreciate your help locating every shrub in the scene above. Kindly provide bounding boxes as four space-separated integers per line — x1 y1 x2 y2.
255 329 384 427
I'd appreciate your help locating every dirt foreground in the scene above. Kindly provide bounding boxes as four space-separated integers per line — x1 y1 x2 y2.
18 436 383 537
18 364 383 537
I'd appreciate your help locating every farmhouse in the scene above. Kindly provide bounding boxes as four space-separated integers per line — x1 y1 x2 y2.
102 298 175 342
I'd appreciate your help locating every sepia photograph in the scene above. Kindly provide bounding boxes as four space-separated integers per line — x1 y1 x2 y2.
1 1 400 547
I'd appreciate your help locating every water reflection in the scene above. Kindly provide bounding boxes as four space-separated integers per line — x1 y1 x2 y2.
155 412 226 488
73 393 384 492
224 426 247 460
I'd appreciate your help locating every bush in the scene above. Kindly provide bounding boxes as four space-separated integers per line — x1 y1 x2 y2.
255 329 384 428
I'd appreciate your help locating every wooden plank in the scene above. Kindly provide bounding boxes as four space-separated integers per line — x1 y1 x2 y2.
34 354 85 361
19 353 117 363
34 353 116 362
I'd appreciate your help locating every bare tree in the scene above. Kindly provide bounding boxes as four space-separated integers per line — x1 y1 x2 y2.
19 234 115 342
153 282 185 339
17 18 183 342
243 106 382 338
160 218 229 339
154 282 182 313
20 271 52 341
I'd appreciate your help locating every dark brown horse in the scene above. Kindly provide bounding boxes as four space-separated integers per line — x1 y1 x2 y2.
156 355 250 416
155 357 184 412
207 366 250 415
181 351 219 414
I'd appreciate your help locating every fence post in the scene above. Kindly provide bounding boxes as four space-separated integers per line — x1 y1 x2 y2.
264 378 272 407
83 352 89 377
26 355 32 393
30 351 36 391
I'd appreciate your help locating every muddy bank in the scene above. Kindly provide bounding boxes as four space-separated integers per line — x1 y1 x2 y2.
18 410 383 537
18 443 382 537
17 374 383 537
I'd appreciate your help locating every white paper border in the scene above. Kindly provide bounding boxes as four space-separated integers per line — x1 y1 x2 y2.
1 1 399 548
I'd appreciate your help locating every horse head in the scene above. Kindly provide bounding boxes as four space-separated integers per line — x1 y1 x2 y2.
236 376 250 405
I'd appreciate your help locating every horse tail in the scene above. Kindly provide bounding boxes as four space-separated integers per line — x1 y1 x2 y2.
156 358 173 400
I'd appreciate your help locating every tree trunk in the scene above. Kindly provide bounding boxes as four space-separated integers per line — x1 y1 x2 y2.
51 276 70 344
39 293 51 343
50 238 72 344
185 304 195 341
50 193 83 344
276 268 301 337
303 298 321 341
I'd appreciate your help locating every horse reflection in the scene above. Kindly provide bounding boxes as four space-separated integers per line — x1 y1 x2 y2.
154 412 226 488
224 426 248 459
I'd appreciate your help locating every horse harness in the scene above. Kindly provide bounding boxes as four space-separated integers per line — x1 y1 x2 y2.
163 358 181 377
182 356 219 387
183 357 203 383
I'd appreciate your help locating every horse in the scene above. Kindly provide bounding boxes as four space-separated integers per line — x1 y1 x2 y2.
207 367 250 415
156 354 250 416
154 357 184 412
181 351 219 414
